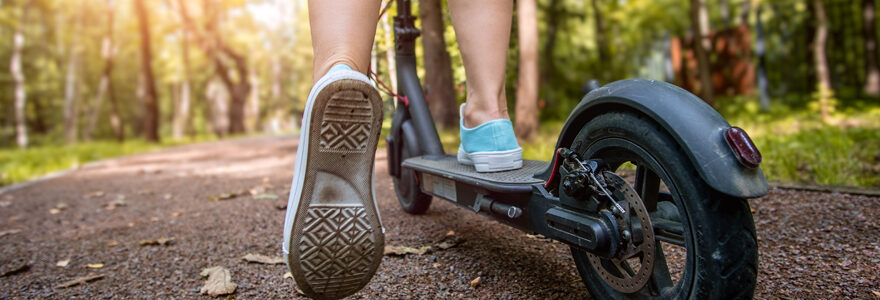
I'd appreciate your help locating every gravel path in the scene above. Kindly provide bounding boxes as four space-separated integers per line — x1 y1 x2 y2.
0 136 877 299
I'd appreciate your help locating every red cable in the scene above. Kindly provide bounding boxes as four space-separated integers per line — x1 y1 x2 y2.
370 66 409 106
544 148 563 189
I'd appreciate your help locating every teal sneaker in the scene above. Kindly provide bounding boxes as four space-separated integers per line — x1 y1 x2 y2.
456 103 523 172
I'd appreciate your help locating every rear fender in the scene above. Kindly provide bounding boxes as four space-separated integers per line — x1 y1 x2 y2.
537 79 769 198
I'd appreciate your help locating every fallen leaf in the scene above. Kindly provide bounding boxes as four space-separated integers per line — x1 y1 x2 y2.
0 200 11 207
0 262 30 277
210 191 242 201
9 215 19 221
172 212 183 217
139 237 173 246
252 194 278 200
383 245 431 256
86 190 105 198
200 266 237 296
445 230 455 237
242 253 284 264
0 229 22 237
750 207 756 213
104 198 127 210
469 276 481 287
524 234 550 241
87 263 104 269
107 241 120 247
432 263 442 268
49 203 68 214
56 274 104 288
282 272 292 279
150 217 160 222
56 259 70 267
436 237 463 250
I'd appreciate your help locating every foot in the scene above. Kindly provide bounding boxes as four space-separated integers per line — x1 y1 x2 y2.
457 103 523 172
283 64 384 299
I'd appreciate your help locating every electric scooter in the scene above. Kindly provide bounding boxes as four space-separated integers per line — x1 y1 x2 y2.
383 0 769 298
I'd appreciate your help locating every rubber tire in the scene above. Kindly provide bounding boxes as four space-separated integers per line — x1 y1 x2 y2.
569 111 758 299
392 123 432 214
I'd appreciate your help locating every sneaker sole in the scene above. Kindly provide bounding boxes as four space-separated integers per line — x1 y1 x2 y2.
285 79 384 299
457 147 523 173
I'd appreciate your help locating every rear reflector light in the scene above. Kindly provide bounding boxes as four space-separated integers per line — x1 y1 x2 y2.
724 127 762 168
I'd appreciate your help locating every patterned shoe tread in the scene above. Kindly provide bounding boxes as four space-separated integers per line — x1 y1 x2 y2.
298 206 376 297
319 91 373 153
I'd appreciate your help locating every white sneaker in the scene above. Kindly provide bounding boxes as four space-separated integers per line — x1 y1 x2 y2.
283 64 384 299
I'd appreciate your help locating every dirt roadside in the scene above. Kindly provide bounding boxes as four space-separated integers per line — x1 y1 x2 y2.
0 136 877 299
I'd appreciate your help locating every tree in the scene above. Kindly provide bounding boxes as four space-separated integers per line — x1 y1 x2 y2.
756 5 770 111
382 12 398 95
863 0 880 96
173 0 193 140
63 4 84 144
591 0 610 75
135 0 161 142
419 0 457 128
85 0 124 141
812 0 833 122
515 0 539 141
10 0 32 149
177 0 251 135
690 0 715 104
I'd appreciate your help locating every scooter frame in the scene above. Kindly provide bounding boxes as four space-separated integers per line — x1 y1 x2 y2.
384 0 769 260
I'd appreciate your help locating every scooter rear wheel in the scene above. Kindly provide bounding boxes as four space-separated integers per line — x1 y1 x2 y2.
569 111 758 299
392 123 432 214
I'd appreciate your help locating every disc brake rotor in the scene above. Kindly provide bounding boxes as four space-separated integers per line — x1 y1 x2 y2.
586 171 655 293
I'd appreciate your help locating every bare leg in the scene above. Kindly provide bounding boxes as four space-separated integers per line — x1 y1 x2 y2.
308 0 382 80
448 0 514 127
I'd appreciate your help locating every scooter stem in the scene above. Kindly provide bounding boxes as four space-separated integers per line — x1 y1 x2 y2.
393 0 446 157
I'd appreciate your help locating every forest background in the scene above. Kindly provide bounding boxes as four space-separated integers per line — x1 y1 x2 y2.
0 0 878 188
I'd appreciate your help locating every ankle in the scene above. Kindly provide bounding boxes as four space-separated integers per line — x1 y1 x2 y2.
462 103 509 128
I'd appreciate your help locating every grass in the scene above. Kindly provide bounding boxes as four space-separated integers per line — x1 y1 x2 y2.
0 136 215 187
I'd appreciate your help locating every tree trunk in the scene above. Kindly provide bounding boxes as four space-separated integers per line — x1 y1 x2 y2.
206 78 230 137
85 0 117 141
419 0 458 129
863 0 880 96
63 6 84 144
720 0 731 29
690 0 715 104
739 0 752 25
135 0 160 142
247 71 260 132
515 0 539 141
173 14 193 140
10 2 31 149
756 5 770 111
541 0 563 87
591 0 610 75
812 0 832 122
382 12 398 96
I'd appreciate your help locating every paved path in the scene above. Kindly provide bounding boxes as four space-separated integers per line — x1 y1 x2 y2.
0 136 877 298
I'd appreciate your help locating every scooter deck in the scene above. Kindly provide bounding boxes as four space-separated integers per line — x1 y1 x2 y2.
402 155 547 193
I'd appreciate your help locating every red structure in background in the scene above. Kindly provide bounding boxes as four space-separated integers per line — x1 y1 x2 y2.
671 24 756 100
